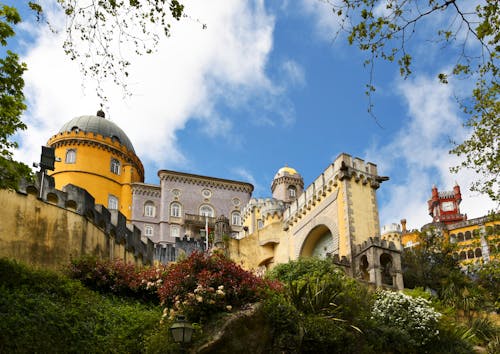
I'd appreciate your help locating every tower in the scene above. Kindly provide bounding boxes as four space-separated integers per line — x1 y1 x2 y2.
427 183 466 225
47 111 144 220
271 165 304 204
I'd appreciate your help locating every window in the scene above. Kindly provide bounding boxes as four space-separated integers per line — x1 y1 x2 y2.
110 158 121 175
170 202 182 217
144 201 156 217
467 249 474 259
65 149 76 164
465 231 472 240
108 195 118 210
457 233 464 242
449 234 456 243
257 219 264 229
170 225 180 238
144 225 153 238
475 248 482 258
199 205 214 217
288 186 297 198
231 211 242 226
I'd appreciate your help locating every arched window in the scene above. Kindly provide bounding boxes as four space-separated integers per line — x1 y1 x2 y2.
457 233 464 242
199 205 214 217
65 149 76 164
257 219 264 229
170 202 182 217
231 211 242 226
449 234 457 243
144 225 153 238
459 251 467 260
465 231 472 240
110 158 121 175
108 195 118 210
467 249 474 259
288 185 297 198
144 201 156 217
475 248 482 258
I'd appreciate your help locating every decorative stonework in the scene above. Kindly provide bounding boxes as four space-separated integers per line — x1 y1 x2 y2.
158 170 253 194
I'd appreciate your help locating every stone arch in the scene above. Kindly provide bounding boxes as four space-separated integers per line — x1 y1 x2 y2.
26 185 38 196
299 224 337 258
46 192 58 205
65 199 77 211
359 254 369 281
380 253 393 286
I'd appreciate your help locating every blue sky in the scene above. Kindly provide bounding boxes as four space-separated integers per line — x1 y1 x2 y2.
7 0 497 229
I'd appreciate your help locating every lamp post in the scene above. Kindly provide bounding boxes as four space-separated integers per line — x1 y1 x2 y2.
170 315 194 350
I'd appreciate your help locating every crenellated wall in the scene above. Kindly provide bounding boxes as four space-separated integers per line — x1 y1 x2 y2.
0 175 154 270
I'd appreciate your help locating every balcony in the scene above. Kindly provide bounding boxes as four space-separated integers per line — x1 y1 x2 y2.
184 213 216 227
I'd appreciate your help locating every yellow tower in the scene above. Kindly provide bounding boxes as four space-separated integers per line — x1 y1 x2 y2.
47 111 144 220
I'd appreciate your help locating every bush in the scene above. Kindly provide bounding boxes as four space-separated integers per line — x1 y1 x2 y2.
158 251 279 322
372 290 441 348
67 255 168 302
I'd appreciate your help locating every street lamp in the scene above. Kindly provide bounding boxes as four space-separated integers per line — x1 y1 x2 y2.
170 315 194 344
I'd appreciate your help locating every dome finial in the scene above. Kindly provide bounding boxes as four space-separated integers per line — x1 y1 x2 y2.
96 109 105 118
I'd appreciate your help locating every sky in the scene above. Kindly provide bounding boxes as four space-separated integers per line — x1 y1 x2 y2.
6 0 498 230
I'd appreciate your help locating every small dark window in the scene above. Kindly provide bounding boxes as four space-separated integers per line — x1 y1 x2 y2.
475 248 482 258
457 233 464 242
467 249 474 259
465 231 472 240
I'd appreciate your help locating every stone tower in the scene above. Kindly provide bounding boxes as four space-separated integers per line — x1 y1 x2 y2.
271 165 304 204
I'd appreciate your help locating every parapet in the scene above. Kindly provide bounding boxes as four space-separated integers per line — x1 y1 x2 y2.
19 174 154 264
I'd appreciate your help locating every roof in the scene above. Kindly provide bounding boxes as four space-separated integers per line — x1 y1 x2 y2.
58 114 135 153
274 166 299 179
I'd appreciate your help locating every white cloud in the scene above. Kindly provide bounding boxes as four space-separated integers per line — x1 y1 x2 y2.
281 59 305 86
13 0 280 177
365 74 497 230
231 167 264 196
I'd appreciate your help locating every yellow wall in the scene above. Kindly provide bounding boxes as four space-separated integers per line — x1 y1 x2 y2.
0 189 143 270
47 131 143 220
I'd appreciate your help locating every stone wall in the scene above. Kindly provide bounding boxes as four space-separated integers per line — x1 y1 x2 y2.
0 177 154 270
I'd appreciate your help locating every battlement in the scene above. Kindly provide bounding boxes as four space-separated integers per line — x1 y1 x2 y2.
354 236 399 254
283 153 386 223
17 173 154 264
243 198 285 219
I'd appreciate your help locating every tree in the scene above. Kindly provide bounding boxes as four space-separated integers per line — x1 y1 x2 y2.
328 0 499 202
0 4 31 189
0 1 186 189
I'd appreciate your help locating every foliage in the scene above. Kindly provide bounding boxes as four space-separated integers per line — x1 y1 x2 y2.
158 251 279 322
0 257 161 353
469 258 500 310
402 228 464 291
0 3 32 189
28 0 187 100
67 255 168 302
329 0 499 201
372 290 442 347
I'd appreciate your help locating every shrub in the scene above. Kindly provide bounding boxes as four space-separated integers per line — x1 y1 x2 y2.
0 258 161 353
158 251 279 322
372 290 442 348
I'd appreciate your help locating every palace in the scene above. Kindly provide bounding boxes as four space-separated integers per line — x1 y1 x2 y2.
2 111 405 289
401 184 499 265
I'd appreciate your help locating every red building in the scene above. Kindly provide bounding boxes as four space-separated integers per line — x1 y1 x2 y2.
427 183 467 225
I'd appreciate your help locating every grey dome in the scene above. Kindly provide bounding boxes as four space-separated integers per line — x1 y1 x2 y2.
59 114 135 153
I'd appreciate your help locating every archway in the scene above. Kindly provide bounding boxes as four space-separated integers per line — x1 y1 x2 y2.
300 225 336 258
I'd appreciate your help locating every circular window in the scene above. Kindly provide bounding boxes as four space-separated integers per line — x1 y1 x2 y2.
232 198 240 206
202 189 212 198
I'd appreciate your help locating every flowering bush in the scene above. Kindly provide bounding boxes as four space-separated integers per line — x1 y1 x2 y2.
157 251 280 322
67 256 168 302
371 290 442 347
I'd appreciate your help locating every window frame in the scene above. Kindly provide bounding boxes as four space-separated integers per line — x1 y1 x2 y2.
144 201 156 217
231 211 242 226
65 149 76 164
144 225 154 238
170 225 180 238
110 158 121 175
199 204 214 217
170 202 182 217
108 195 119 210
